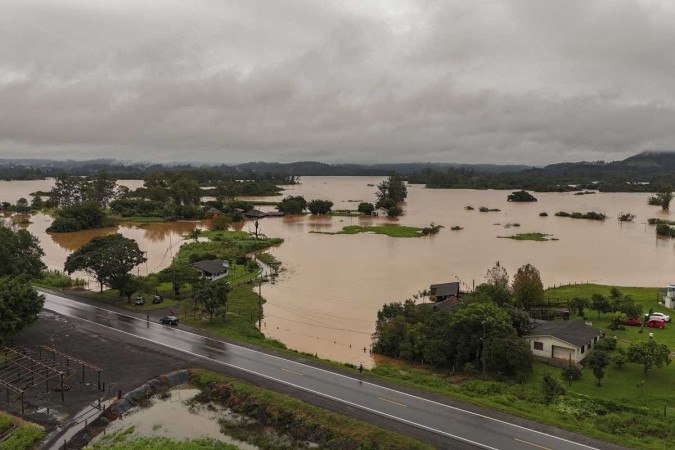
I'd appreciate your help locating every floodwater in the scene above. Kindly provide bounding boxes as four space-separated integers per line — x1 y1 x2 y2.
3 178 675 366
94 386 258 449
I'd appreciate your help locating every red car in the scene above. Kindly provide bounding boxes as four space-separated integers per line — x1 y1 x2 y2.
645 319 666 329
623 317 642 326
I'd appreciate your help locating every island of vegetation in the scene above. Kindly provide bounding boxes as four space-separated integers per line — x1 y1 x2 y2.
311 224 440 238
498 232 554 242
479 206 501 212
554 211 607 221
507 190 537 202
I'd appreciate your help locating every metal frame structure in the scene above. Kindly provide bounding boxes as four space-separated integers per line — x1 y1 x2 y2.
0 345 103 413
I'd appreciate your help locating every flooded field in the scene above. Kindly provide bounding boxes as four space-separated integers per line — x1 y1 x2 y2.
3 177 675 365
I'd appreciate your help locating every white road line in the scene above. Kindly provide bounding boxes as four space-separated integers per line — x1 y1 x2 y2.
43 295 598 450
378 396 407 407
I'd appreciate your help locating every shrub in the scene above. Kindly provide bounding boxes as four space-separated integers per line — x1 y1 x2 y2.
387 206 403 217
594 337 617 352
357 202 375 215
539 212 548 217
560 365 582 381
479 206 501 212
210 215 231 231
541 373 565 404
307 199 334 215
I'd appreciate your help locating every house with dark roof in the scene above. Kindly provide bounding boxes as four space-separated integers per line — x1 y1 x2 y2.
429 282 460 302
523 320 603 363
192 259 230 281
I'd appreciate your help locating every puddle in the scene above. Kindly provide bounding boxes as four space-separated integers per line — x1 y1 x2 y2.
94 385 257 449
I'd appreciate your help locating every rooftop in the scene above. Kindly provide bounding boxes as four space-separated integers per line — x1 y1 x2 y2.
192 259 229 275
430 282 460 298
525 320 602 347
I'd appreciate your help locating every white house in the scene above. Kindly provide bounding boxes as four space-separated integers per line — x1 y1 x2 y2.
523 320 603 364
192 259 229 281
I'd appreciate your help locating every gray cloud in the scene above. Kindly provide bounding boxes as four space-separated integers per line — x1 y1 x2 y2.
1 0 675 165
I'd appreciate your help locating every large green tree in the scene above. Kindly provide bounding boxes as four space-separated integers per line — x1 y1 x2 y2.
0 276 44 342
276 196 308 214
0 223 45 279
64 233 147 292
375 173 407 208
512 264 544 310
627 340 671 375
194 279 229 320
586 350 610 385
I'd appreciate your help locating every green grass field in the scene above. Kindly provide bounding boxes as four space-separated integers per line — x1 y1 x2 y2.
545 284 675 350
0 412 44 450
311 224 425 238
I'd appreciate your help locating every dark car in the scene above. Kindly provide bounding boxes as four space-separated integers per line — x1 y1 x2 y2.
645 319 665 329
152 295 163 304
159 316 179 326
133 296 145 306
623 317 642 326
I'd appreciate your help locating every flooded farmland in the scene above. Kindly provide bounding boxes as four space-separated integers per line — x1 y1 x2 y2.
3 177 675 365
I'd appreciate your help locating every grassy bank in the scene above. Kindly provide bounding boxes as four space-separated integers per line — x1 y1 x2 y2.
545 284 674 349
87 428 238 450
0 412 44 450
189 369 433 450
178 230 283 264
311 224 425 238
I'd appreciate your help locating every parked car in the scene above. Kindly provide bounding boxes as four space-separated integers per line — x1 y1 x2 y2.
152 295 163 304
133 296 145 306
645 319 666 329
648 312 671 323
623 317 642 326
159 316 179 326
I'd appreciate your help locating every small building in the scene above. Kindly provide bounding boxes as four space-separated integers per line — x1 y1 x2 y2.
244 209 267 219
429 282 460 302
524 320 603 364
192 259 229 281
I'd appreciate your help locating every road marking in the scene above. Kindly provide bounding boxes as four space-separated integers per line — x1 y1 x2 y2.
378 397 407 407
42 294 598 450
205 346 224 354
514 438 551 450
280 367 303 376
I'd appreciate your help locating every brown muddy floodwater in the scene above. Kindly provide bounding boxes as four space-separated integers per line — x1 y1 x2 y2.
3 178 675 366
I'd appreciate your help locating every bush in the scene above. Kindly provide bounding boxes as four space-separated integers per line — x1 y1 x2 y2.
656 223 675 237
541 373 565 404
594 337 617 352
210 215 231 231
610 351 627 370
560 365 582 381
539 212 548 217
555 211 606 221
357 202 375 215
387 206 403 217
307 199 334 215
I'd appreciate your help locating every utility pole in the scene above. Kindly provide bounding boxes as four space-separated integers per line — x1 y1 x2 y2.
481 320 487 380
258 271 262 329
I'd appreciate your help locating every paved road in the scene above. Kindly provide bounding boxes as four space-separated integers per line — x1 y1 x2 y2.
43 292 603 450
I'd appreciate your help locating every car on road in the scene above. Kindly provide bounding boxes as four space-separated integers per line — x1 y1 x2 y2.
645 319 665 329
152 295 163 304
623 317 642 326
648 312 671 323
159 316 179 326
133 296 145 306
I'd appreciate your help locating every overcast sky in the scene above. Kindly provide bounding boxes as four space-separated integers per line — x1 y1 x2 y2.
2 0 675 165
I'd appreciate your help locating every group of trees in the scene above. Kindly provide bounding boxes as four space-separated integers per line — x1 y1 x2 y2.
569 287 642 329
373 261 541 378
375 174 407 217
275 196 335 215
0 223 46 343
647 185 673 211
50 174 119 208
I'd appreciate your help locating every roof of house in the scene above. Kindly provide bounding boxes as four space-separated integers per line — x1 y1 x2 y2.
431 296 460 313
244 209 267 218
192 259 229 275
430 282 460 298
525 320 602 347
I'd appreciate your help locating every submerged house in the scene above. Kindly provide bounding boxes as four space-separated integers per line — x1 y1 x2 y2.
192 259 230 281
429 282 460 302
523 320 603 364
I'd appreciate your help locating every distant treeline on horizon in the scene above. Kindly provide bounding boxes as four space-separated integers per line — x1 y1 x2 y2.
1 151 675 192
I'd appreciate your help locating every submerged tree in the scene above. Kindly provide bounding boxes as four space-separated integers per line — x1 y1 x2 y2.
375 173 407 208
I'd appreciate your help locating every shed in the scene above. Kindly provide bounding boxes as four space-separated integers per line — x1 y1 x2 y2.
192 259 230 281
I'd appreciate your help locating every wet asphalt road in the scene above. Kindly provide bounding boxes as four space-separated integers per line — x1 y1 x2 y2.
43 292 606 450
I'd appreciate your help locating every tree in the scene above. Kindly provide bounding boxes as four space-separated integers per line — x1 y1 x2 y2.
307 199 334 215
189 228 202 242
0 276 44 342
170 177 202 205
64 233 147 292
194 279 229 320
51 175 85 207
590 293 611 319
0 223 45 279
612 295 642 319
47 201 112 232
608 311 628 330
586 350 610 386
375 173 407 208
387 206 403 217
570 297 589 318
655 185 673 211
485 261 509 288
276 196 307 214
627 340 671 375
30 196 44 209
15 197 30 213
511 264 544 310
158 264 200 298
610 351 627 370
112 274 142 301
357 202 375 215
473 283 512 306
541 373 565 404
484 334 533 377
85 173 118 207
